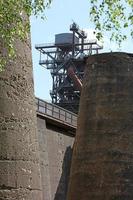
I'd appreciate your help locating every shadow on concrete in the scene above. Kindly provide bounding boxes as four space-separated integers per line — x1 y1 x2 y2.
54 146 73 200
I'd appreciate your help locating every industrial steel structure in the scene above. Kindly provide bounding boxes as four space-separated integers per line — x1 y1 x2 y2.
35 23 102 113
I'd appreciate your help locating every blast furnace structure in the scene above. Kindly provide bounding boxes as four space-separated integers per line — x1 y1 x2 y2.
36 23 102 113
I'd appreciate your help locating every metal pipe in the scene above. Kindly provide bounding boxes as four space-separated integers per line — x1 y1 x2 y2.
67 66 82 91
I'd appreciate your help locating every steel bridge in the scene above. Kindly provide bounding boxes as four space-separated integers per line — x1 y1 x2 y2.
36 97 77 132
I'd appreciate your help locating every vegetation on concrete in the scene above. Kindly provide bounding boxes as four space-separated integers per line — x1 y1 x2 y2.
0 0 52 70
0 0 133 70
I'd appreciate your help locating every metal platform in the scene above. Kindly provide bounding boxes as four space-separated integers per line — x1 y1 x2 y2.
36 23 103 113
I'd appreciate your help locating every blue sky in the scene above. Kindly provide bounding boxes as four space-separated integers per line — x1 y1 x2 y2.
30 0 132 101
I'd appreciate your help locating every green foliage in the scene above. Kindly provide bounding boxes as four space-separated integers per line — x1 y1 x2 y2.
0 0 133 71
90 0 133 46
0 0 52 71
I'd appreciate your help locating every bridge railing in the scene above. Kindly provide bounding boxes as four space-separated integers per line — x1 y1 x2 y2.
36 98 77 128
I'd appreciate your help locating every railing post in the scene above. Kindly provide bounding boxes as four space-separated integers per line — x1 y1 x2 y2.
59 108 60 119
45 102 47 114
37 99 39 111
71 113 73 125
52 104 54 117
65 111 67 122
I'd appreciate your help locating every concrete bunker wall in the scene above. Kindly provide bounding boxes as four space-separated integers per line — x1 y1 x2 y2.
37 115 75 200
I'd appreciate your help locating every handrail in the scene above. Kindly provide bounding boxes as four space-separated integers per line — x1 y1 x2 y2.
35 40 102 49
36 98 77 128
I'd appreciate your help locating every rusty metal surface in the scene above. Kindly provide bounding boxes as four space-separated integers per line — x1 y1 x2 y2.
67 53 133 200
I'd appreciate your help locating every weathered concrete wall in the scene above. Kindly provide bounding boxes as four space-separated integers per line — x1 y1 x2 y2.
0 38 43 198
37 115 75 200
67 53 133 200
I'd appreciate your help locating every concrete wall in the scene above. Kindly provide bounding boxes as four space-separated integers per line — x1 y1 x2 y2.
0 34 43 198
67 53 133 200
37 115 75 200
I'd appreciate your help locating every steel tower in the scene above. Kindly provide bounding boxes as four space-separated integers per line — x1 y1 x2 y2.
35 23 102 113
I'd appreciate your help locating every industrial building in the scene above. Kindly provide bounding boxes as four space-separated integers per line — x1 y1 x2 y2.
35 23 103 199
36 23 102 113
1 17 133 200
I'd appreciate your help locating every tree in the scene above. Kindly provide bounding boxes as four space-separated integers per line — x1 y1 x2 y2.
0 0 133 71
90 0 133 45
0 1 132 199
0 0 52 71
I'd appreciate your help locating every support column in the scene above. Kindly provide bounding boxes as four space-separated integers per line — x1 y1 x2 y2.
67 53 133 200
0 36 43 198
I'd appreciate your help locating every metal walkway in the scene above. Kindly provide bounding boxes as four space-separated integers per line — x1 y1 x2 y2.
36 98 77 129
